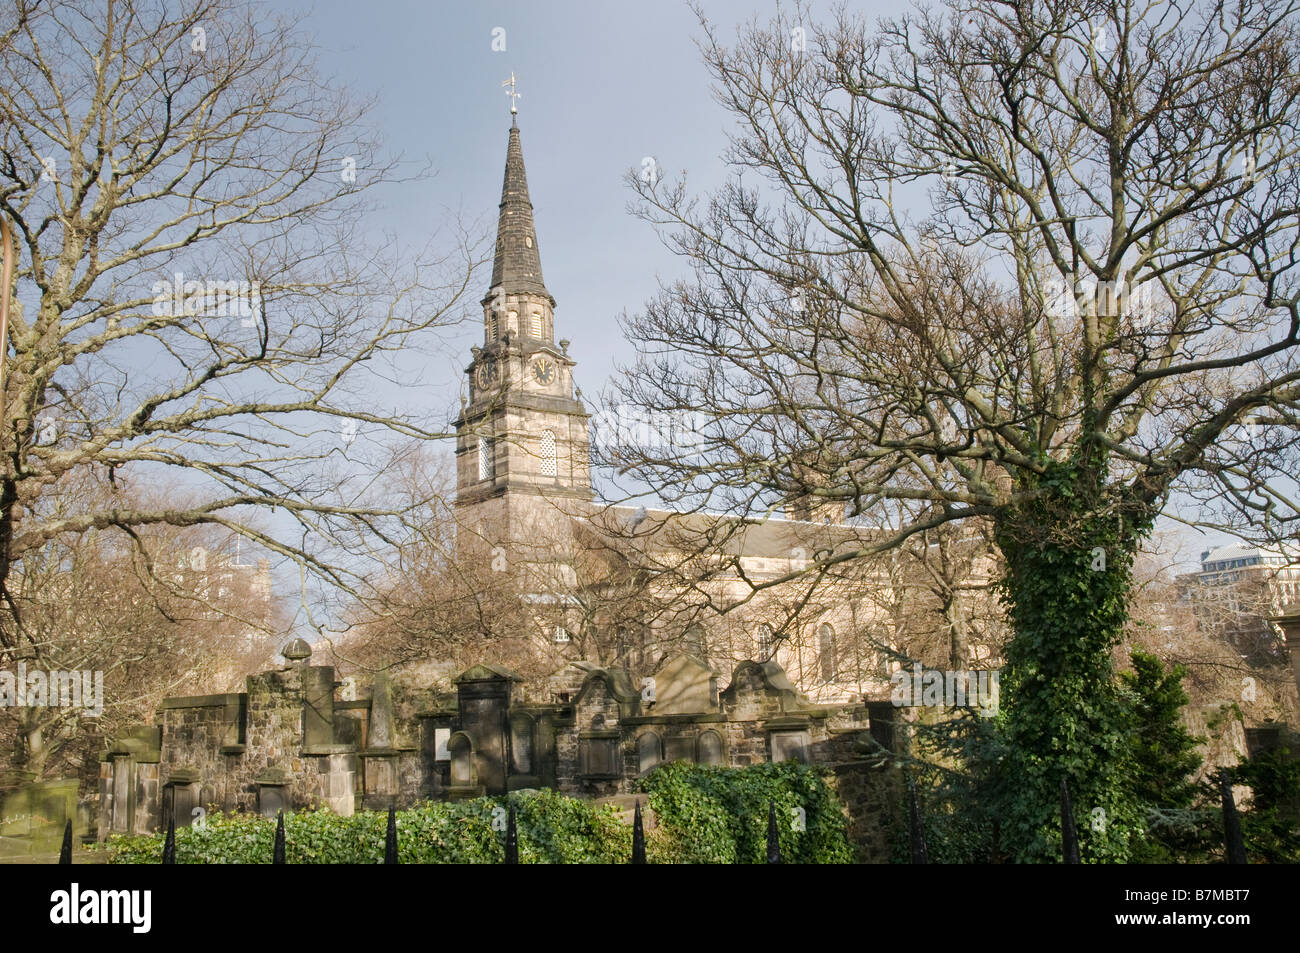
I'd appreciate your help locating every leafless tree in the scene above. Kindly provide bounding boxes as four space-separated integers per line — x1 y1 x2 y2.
0 0 483 676
1 465 292 782
609 0 1300 860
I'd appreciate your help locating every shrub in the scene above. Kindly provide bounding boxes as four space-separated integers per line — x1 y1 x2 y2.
105 762 855 863
107 790 628 864
640 760 854 864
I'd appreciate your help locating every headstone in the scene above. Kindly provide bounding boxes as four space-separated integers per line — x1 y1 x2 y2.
652 655 716 714
449 734 473 787
303 665 336 747
697 730 724 765
770 730 810 764
110 757 130 832
637 732 663 773
664 735 695 763
454 666 519 795
510 715 534 775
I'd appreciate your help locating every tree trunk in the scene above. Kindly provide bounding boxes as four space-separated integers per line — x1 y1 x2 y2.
993 460 1149 862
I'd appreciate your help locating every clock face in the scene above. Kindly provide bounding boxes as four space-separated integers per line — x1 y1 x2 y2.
476 360 497 388
532 358 556 385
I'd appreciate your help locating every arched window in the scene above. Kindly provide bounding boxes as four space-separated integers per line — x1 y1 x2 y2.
529 310 542 336
818 623 837 681
488 311 498 340
478 437 493 481
758 624 775 659
539 429 557 477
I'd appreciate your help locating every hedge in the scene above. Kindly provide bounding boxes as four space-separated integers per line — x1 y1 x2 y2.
105 762 854 864
639 760 854 864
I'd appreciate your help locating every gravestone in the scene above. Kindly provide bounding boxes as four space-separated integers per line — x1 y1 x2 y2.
637 732 663 773
697 730 724 765
454 665 520 795
664 734 695 764
651 654 716 715
448 733 474 788
770 729 811 764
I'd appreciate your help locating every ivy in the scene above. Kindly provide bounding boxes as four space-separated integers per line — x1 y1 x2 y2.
106 791 629 864
639 760 854 864
104 762 855 864
992 457 1155 862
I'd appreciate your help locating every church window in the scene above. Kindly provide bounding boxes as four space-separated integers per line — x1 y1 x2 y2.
478 437 493 481
489 312 498 340
818 623 837 681
530 310 542 336
554 625 571 643
758 623 775 659
540 429 557 477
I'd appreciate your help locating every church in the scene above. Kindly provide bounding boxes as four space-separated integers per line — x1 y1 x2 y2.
445 116 981 706
90 118 1006 845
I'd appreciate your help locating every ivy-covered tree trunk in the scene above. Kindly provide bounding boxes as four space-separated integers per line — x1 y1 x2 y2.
994 459 1151 862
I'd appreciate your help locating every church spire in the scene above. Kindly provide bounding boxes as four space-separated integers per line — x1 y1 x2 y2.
490 123 551 302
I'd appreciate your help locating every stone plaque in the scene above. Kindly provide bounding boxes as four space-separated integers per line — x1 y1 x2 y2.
664 734 695 764
770 730 810 764
697 730 724 765
637 732 663 772
434 727 451 761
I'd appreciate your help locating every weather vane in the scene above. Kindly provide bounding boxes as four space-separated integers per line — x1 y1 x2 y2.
502 72 521 115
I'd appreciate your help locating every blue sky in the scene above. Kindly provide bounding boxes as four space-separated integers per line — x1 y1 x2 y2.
301 0 859 422
226 0 1220 604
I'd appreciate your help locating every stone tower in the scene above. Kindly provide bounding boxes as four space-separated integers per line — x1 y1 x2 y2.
454 119 592 538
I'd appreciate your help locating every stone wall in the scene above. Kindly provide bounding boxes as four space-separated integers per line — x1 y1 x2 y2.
98 643 903 859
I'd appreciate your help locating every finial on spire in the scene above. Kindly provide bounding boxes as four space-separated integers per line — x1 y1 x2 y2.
502 72 521 117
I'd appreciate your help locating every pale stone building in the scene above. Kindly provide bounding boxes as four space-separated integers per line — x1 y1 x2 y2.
450 119 1003 706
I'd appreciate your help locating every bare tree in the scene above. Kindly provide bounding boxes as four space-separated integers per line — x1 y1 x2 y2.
1 465 292 782
610 0 1300 860
0 1 482 674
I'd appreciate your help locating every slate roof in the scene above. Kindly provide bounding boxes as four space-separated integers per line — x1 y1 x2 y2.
489 121 552 302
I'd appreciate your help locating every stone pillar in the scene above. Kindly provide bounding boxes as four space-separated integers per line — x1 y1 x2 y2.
362 673 398 809
1272 604 1300 705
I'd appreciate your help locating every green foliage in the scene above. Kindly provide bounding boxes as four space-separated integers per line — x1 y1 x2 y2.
639 760 854 864
993 457 1152 862
104 763 854 864
107 790 630 864
1119 650 1216 863
903 647 1297 865
1120 650 1204 808
893 713 1005 864
1234 747 1300 863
